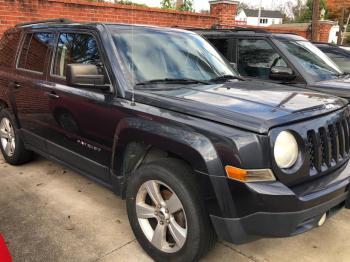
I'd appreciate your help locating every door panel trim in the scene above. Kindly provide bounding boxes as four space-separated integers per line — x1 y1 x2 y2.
22 129 111 183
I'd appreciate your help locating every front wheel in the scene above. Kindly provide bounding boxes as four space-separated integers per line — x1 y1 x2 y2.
0 109 33 165
126 158 216 262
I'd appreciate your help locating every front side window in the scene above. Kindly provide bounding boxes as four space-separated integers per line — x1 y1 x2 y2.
110 27 238 85
18 32 53 72
52 33 100 77
238 39 288 79
279 40 342 82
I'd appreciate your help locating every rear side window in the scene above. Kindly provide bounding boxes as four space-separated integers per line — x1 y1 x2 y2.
0 30 21 68
209 39 230 59
18 32 54 73
209 38 236 63
52 33 100 77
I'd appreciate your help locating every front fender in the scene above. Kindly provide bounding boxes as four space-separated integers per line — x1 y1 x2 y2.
112 116 224 176
111 116 238 217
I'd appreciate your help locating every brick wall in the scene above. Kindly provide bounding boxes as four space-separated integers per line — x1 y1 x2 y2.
319 21 336 42
0 0 217 36
210 0 238 28
261 20 336 42
0 0 334 43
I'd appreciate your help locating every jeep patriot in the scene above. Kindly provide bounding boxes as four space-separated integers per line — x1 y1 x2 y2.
0 20 350 261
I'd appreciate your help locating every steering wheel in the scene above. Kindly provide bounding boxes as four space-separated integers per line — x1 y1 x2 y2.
271 56 283 69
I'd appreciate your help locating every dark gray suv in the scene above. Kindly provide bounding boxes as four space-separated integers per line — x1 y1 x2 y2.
196 29 350 99
0 20 350 261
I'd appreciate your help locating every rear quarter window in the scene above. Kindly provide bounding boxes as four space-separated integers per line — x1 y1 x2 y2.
0 30 21 68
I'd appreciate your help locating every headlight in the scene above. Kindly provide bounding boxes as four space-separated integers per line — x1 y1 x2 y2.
274 131 299 169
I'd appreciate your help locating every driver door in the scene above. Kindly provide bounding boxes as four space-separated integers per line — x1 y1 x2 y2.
39 31 119 181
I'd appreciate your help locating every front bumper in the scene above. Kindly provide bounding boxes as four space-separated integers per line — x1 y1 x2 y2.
211 191 347 244
210 161 350 244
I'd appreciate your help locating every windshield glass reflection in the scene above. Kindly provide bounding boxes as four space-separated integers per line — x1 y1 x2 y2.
109 26 238 86
279 40 343 82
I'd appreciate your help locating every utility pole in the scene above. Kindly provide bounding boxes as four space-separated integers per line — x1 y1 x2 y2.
311 0 320 41
342 11 350 45
338 8 345 45
257 0 262 26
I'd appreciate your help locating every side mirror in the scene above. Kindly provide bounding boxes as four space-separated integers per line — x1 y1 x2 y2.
270 66 296 81
66 64 105 87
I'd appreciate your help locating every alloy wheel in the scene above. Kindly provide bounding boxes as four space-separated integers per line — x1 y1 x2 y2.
0 118 15 157
136 180 188 253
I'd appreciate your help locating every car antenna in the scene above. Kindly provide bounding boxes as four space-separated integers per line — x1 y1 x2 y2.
131 5 136 107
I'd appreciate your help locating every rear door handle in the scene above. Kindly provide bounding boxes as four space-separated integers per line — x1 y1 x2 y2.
45 91 60 99
11 82 21 89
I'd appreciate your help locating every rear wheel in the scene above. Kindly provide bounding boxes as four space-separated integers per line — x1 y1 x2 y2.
0 109 33 165
126 158 216 262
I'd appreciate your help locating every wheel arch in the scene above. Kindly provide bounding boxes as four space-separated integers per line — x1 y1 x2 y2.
110 117 226 216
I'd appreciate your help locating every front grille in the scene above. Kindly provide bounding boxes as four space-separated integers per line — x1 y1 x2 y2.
307 115 350 174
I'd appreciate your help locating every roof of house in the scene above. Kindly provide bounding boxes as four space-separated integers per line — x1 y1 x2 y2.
243 9 284 19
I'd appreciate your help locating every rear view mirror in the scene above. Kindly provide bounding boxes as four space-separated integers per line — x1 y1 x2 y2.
66 64 105 87
270 66 295 81
230 62 237 69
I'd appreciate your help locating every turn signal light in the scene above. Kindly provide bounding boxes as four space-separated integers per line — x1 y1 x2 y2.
225 166 276 183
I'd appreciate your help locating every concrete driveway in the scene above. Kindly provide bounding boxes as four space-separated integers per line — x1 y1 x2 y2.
0 154 350 262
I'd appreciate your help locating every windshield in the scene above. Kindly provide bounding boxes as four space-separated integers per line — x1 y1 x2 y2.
278 40 343 82
109 26 238 86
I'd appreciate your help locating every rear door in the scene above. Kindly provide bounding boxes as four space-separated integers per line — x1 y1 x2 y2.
12 30 55 150
0 28 22 110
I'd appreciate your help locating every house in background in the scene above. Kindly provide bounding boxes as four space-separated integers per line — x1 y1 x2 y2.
235 9 284 26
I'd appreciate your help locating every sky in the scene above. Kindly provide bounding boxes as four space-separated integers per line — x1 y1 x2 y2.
131 0 298 12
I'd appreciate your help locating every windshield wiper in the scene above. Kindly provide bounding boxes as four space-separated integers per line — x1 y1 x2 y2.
337 72 350 78
135 78 210 87
209 75 244 83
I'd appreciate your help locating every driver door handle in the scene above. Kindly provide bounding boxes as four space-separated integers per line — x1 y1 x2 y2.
45 91 60 99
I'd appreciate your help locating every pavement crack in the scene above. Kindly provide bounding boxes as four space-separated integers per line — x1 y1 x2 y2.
93 239 136 261
219 241 261 262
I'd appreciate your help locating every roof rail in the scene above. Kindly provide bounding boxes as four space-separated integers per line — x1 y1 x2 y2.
16 18 72 27
230 27 269 33
188 27 269 34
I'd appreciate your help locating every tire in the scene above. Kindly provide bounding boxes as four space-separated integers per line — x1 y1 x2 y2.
126 158 216 262
0 109 33 165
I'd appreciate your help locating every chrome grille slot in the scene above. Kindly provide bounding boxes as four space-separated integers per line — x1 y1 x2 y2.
337 122 345 159
342 119 350 154
329 124 339 163
307 130 316 170
319 127 331 167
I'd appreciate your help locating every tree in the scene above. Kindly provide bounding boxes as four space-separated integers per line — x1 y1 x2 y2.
294 0 328 22
161 0 175 9
178 0 193 12
237 2 250 13
277 1 296 23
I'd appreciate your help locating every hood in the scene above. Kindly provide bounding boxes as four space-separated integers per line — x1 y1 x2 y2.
309 77 350 99
136 80 348 134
